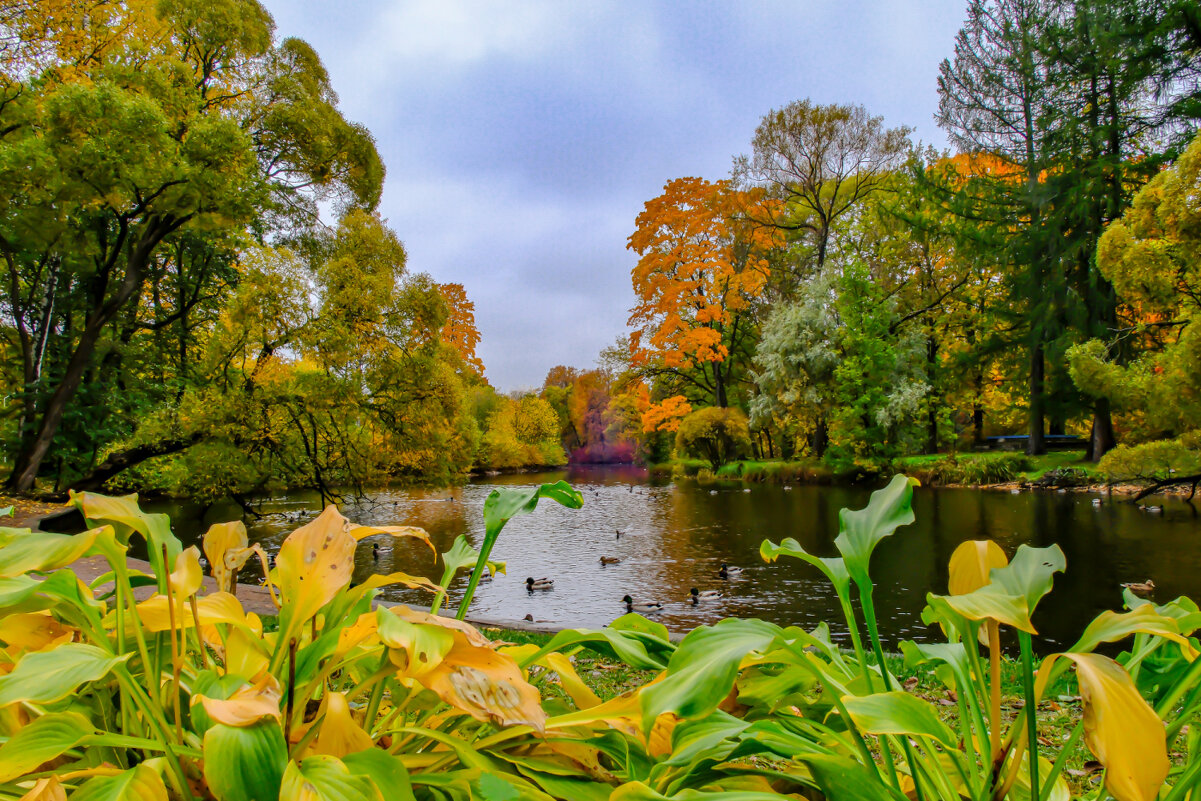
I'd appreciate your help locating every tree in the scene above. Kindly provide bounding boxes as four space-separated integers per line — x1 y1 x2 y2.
736 99 912 287
627 177 781 409
439 283 485 377
0 0 383 491
674 406 751 470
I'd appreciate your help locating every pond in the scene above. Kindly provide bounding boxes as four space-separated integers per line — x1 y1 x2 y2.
153 465 1201 651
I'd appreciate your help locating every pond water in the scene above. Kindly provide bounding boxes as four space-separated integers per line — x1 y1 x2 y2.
153 465 1201 651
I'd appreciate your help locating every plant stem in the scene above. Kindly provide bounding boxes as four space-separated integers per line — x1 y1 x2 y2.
858 584 911 797
987 620 1002 763
1019 631 1039 801
363 651 392 726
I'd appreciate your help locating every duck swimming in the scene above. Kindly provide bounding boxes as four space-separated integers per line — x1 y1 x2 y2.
1121 579 1155 595
526 577 554 591
622 595 663 613
600 556 622 565
689 587 722 604
718 563 743 579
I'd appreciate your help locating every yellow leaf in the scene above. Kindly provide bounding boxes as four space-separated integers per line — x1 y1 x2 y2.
131 592 247 633
377 612 454 677
387 605 492 647
167 546 203 599
334 614 379 658
540 651 601 710
0 613 74 654
195 672 282 727
422 630 547 732
17 776 66 801
311 691 374 758
203 522 270 594
348 524 434 554
948 540 1008 595
223 625 270 679
276 506 356 629
1037 652 1168 801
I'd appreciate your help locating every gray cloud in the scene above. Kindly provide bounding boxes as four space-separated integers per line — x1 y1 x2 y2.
262 0 965 390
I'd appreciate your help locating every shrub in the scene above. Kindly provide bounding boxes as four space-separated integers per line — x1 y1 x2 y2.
674 407 752 470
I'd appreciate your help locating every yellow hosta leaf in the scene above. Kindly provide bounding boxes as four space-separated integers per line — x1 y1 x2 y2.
349 524 434 554
311 691 374 758
195 673 282 727
542 652 601 710
422 630 546 731
203 521 247 593
1038 652 1168 801
223 625 270 679
377 611 454 677
948 540 1008 595
70 764 167 801
276 506 356 627
18 776 66 801
387 605 492 647
167 547 203 599
335 614 379 658
132 592 246 633
343 573 442 607
0 613 75 654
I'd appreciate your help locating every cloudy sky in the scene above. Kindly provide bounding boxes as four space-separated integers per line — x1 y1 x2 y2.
261 1 967 391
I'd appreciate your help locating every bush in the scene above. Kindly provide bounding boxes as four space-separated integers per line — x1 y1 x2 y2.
674 407 752 470
898 453 1032 485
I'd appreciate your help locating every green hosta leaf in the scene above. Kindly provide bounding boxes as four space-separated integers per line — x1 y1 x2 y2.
203 721 287 801
71 764 168 801
520 626 672 671
457 482 583 620
1071 604 1193 654
610 782 785 801
281 756 381 801
609 612 671 643
342 750 415 801
0 711 95 782
926 544 1065 634
0 526 111 577
70 491 181 586
760 537 852 599
658 710 750 770
640 618 782 733
841 691 956 747
833 475 917 588
0 644 129 706
440 535 505 579
899 641 973 694
796 753 907 801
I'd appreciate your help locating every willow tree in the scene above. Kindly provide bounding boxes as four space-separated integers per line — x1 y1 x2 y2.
0 0 383 491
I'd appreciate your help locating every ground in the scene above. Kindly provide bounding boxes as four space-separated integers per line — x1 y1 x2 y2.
0 494 67 528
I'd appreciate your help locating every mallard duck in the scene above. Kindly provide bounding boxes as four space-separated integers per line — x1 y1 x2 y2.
1144 505 1164 514
622 595 663 613
526 577 554 591
718 563 743 579
470 566 492 582
600 556 622 565
615 529 625 539
1121 579 1155 595
372 543 390 560
689 587 722 604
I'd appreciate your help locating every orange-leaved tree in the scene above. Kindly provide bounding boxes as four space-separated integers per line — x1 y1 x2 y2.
439 283 485 376
627 177 782 411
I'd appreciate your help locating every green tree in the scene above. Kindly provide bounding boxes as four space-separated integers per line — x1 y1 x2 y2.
674 406 751 470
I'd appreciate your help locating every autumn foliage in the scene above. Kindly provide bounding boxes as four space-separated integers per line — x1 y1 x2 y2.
439 283 485 376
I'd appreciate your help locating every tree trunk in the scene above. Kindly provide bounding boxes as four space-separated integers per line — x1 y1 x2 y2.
925 335 939 455
1089 398 1116 463
1026 341 1046 456
811 417 828 459
67 432 206 493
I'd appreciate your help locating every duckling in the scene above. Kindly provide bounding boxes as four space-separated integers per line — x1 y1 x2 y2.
600 556 622 565
718 563 743 579
689 587 722 604
526 577 554 591
622 595 663 613
1121 579 1155 595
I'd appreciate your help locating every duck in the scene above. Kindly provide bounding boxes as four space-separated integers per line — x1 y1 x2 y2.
600 556 622 565
718 563 743 579
622 595 663 614
1121 579 1155 595
783 486 793 491
526 577 555 591
372 543 382 561
689 587 722 604
615 529 625 539
709 490 718 495
470 566 492 582
1144 505 1165 514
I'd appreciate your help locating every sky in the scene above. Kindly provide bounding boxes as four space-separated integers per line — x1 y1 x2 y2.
260 1 968 392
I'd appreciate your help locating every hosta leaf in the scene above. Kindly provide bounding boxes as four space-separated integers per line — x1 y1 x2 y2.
422 630 547 731
70 492 180 584
519 626 672 671
796 753 907 801
0 711 94 782
610 782 784 801
948 539 1008 595
640 618 782 734
311 691 374 758
0 644 128 706
388 605 494 647
131 591 247 632
280 755 381 801
341 750 414 801
1070 604 1196 656
16 776 66 801
349 524 433 554
1037 652 1168 801
610 612 671 643
195 673 282 727
376 608 454 676
760 537 852 599
276 506 357 637
203 721 287 801
0 527 109 577
833 475 917 587
927 544 1065 634
203 521 249 594
0 612 74 653
439 535 506 585
70 765 168 801
841 691 956 747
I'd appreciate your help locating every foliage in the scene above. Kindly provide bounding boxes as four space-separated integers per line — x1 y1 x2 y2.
673 407 751 470
477 393 567 471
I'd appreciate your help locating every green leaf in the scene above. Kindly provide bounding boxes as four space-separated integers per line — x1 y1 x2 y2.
0 644 129 706
833 475 917 588
610 781 785 801
1070 605 1192 654
926 545 1065 634
841 691 956 747
519 626 672 672
760 537 852 599
0 526 110 577
640 618 782 733
342 750 415 801
609 612 671 643
70 492 181 588
281 756 381 801
71 765 168 801
456 481 583 620
0 711 94 782
203 721 287 801
796 753 907 801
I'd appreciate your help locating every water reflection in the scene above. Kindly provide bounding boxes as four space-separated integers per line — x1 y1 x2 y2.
153 466 1201 651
